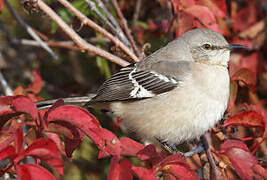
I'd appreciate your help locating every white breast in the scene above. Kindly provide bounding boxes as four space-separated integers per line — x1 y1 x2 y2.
110 64 230 144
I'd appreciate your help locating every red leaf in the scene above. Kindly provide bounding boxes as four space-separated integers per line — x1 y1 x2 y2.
0 96 39 128
45 132 65 156
228 80 238 109
239 53 259 76
156 154 199 180
220 139 250 152
107 156 120 180
15 138 63 175
253 164 267 179
132 167 156 180
179 0 195 8
160 164 199 180
12 96 39 121
107 156 132 180
0 145 15 160
64 135 83 158
231 68 257 87
46 105 100 157
137 144 167 166
0 96 13 116
48 122 74 139
223 111 265 137
157 154 186 167
119 159 132 180
120 137 144 156
171 0 195 15
16 164 56 180
46 105 99 133
0 0 3 12
184 5 219 31
198 0 226 18
232 1 257 32
220 140 260 179
176 11 194 37
95 128 121 159
15 127 24 154
0 134 14 152
26 69 42 94
0 96 17 128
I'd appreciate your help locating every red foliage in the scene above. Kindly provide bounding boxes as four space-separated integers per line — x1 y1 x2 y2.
1 0 266 179
219 140 266 179
16 164 56 180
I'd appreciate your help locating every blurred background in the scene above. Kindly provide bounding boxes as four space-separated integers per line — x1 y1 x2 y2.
0 0 266 179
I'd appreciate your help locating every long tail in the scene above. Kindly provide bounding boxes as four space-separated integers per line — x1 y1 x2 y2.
36 94 96 110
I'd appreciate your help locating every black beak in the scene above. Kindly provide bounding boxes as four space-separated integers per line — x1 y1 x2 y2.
228 44 245 50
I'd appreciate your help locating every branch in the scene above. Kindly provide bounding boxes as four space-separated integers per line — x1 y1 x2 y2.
37 0 129 67
112 0 142 58
0 71 13 96
58 0 139 62
93 0 131 47
132 0 142 28
83 0 129 45
4 0 58 59
11 39 81 51
201 133 222 180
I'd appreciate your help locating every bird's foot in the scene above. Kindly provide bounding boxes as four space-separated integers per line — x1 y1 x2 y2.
156 137 205 156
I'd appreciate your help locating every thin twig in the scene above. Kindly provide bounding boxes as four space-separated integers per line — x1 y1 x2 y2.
94 0 131 47
83 0 116 34
201 133 222 180
11 39 81 51
0 71 13 96
132 0 142 28
37 0 129 67
58 0 139 62
112 0 142 58
4 0 58 59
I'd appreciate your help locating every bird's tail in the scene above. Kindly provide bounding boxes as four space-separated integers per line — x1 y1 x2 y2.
36 94 96 110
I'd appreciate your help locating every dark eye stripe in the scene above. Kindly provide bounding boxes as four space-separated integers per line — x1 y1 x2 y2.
211 46 227 50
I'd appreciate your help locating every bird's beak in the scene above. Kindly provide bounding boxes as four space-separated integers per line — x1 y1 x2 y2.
228 44 245 50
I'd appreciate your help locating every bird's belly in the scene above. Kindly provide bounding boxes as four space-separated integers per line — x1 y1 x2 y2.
110 84 228 144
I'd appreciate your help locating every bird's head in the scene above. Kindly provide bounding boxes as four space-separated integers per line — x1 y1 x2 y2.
181 28 243 67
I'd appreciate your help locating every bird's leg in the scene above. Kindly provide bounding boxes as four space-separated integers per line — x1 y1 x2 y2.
156 137 207 157
184 145 204 157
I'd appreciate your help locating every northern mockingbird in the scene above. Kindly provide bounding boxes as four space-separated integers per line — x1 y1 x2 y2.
37 28 243 150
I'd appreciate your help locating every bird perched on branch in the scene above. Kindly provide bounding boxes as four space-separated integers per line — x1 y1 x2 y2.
37 28 243 152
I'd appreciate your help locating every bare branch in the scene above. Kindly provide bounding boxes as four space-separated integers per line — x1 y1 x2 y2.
4 0 58 59
37 0 129 67
83 0 120 40
132 0 142 28
201 133 222 180
0 71 13 96
11 39 81 51
58 0 139 62
112 0 142 58
94 0 131 47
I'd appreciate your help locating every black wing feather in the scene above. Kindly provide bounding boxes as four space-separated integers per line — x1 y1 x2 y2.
90 64 179 102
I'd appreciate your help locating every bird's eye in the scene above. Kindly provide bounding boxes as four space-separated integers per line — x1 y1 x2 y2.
202 43 212 50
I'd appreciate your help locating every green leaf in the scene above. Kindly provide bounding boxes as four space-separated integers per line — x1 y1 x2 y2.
136 21 148 29
58 9 74 23
96 56 111 79
51 22 58 34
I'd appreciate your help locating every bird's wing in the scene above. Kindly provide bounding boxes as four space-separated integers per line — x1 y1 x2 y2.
90 61 190 102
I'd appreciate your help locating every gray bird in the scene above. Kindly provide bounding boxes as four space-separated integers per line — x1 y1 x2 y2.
37 28 243 150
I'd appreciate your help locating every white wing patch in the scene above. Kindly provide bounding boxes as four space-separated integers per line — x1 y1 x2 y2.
151 71 178 84
129 68 155 98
